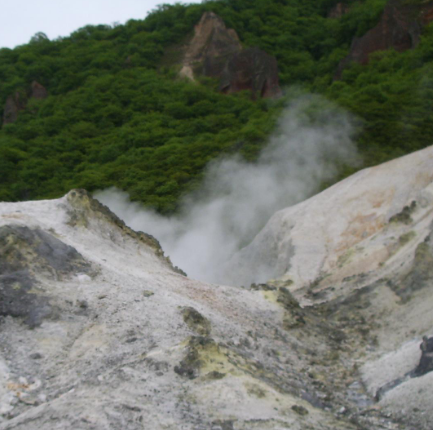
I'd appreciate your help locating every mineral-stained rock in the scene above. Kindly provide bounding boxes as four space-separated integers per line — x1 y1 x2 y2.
0 225 91 278
0 225 91 327
2 92 26 125
180 12 281 98
30 81 48 100
4 160 433 428
66 188 186 275
2 82 48 125
3 191 366 430
0 268 52 328
388 201 417 225
336 0 433 78
278 287 306 330
222 144 433 428
415 336 433 376
393 233 433 302
292 404 309 416
182 306 211 336
220 47 282 99
180 11 242 80
277 287 301 310
174 336 215 379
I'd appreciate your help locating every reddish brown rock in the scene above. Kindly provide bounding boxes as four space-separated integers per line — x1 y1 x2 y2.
180 11 242 80
2 81 48 125
31 81 48 100
180 12 281 99
2 92 26 125
220 47 282 99
336 0 433 78
328 2 350 19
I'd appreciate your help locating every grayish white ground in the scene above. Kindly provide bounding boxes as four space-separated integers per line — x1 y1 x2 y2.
1 145 433 429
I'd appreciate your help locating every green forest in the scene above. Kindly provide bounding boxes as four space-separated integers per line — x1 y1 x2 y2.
1 0 432 213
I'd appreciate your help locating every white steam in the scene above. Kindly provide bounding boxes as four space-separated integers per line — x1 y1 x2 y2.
95 95 359 285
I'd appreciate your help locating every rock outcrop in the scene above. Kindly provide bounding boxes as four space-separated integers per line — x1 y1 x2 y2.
2 81 48 126
226 145 433 291
224 144 433 428
2 92 26 125
220 47 282 99
0 224 92 328
2 147 433 428
0 189 363 430
415 336 433 376
30 81 48 100
0 187 418 430
180 11 242 80
336 0 433 77
180 12 281 98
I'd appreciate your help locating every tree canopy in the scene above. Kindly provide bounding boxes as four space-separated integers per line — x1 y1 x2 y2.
0 0 432 211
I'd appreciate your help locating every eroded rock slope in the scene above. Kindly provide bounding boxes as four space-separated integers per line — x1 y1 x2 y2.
178 12 281 99
336 0 433 77
0 190 376 429
1 141 433 429
226 144 433 429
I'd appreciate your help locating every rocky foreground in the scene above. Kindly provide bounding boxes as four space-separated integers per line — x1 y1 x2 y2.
1 147 433 429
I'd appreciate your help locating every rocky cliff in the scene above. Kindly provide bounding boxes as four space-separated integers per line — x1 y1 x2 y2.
179 12 242 81
220 47 282 99
30 81 48 100
2 93 27 125
225 144 433 428
336 0 433 77
180 12 281 99
2 82 48 126
1 147 433 429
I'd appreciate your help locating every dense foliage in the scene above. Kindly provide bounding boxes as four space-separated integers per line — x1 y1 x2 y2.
0 0 432 211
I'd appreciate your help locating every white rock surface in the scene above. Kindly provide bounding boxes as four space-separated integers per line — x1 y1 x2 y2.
227 145 433 291
0 190 361 429
226 145 433 427
1 146 433 429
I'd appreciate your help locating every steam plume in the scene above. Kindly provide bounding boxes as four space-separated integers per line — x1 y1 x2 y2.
95 95 359 285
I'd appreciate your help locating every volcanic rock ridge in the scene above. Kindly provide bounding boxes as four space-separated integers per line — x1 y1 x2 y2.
179 12 282 99
1 147 433 429
336 0 433 77
2 81 48 126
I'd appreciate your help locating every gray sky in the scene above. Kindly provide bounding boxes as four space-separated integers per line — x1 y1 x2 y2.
0 0 202 49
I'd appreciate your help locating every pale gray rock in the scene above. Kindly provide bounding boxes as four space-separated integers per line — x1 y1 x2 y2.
225 145 433 429
1 142 433 430
0 190 362 429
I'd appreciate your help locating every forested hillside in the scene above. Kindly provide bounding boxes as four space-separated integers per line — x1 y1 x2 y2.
1 0 432 212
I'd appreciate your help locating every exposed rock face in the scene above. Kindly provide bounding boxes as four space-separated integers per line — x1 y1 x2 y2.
2 92 26 125
225 144 433 428
226 145 433 291
220 47 282 99
2 146 433 428
30 81 48 100
180 11 242 80
2 81 48 125
327 2 350 19
180 12 281 98
336 0 433 77
181 306 211 336
415 336 433 376
0 188 410 430
0 225 92 328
